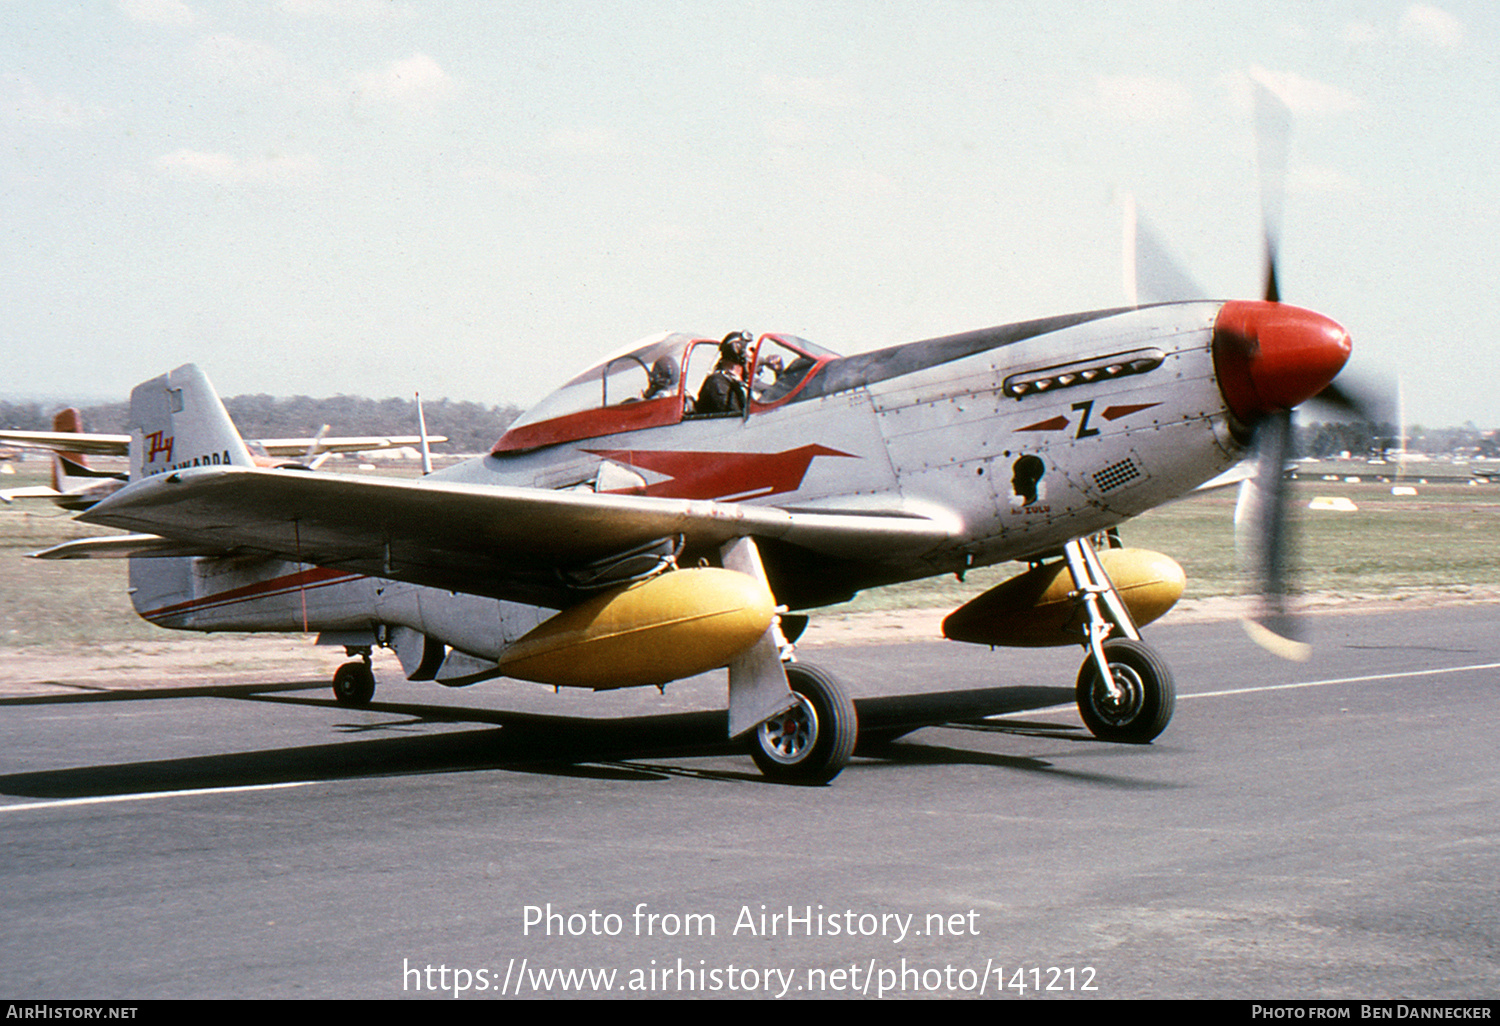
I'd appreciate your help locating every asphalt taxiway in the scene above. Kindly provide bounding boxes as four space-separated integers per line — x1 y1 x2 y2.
1 604 1496 1000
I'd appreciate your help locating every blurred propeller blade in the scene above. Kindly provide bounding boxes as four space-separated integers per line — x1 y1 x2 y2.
1229 73 1332 659
1253 74 1292 305
1309 376 1395 425
1312 380 1362 416
1123 193 1208 306
1235 409 1310 660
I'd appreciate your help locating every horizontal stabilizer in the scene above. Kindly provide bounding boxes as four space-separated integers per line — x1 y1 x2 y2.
32 534 229 560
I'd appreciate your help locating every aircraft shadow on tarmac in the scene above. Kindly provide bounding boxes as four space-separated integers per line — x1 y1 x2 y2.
0 682 1165 799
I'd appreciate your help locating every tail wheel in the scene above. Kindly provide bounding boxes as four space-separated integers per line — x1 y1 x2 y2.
332 661 376 707
749 664 857 785
1076 638 1174 743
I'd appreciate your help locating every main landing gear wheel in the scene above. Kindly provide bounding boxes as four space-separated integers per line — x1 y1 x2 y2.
332 661 376 707
1075 637 1174 744
749 664 858 785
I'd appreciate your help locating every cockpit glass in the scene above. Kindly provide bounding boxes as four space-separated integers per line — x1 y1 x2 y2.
751 335 831 405
499 330 841 450
507 332 693 431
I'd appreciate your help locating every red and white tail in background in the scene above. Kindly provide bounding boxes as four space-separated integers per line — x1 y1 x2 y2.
0 408 127 510
49 408 123 502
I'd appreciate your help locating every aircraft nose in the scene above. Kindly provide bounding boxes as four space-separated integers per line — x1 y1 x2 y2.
1212 300 1352 424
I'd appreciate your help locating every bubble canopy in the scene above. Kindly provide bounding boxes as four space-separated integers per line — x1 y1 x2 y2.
493 332 838 453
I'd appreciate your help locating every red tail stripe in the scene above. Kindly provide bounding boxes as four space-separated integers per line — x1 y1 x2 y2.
142 566 364 622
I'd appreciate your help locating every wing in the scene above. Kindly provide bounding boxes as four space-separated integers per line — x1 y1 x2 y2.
0 430 131 456
2 485 65 504
74 466 961 607
253 436 448 457
0 431 445 459
1190 460 1256 494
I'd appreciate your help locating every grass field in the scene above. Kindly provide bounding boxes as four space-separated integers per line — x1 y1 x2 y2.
0 465 155 646
3 461 1498 648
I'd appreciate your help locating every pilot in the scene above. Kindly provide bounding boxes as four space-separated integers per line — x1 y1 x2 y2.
642 355 679 400
695 331 752 415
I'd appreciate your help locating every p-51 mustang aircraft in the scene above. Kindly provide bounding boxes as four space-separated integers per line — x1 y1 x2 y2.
33 82 1355 784
36 293 1351 783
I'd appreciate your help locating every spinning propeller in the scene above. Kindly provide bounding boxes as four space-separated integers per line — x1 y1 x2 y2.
1228 78 1384 658
1130 75 1378 658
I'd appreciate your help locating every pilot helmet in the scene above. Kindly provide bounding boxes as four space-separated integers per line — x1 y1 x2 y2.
719 331 752 363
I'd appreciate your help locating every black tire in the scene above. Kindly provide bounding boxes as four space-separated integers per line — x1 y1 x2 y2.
749 664 858 785
1075 638 1174 743
332 661 376 707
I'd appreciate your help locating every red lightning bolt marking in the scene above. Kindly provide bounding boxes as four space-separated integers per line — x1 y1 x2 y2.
583 444 856 501
1102 403 1160 421
1018 416 1070 432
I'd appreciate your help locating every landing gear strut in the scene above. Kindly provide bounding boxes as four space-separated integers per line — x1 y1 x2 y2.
332 647 376 707
1063 538 1174 743
720 535 859 784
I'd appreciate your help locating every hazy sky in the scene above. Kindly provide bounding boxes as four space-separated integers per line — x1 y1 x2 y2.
2 1 1494 429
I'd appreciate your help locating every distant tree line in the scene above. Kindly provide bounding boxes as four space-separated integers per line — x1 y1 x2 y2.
1297 421 1498 459
0 395 523 455
3 397 1495 459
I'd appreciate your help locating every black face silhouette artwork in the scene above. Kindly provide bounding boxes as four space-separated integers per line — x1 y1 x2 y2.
1010 454 1045 507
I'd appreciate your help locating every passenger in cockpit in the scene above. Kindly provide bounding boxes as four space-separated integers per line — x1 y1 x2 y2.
751 353 784 398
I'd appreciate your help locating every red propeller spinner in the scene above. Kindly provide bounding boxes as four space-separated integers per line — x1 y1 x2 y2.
1212 299 1352 425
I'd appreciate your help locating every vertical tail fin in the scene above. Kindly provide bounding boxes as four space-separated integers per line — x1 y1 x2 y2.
127 364 255 481
50 408 88 471
49 409 94 493
45 409 124 509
